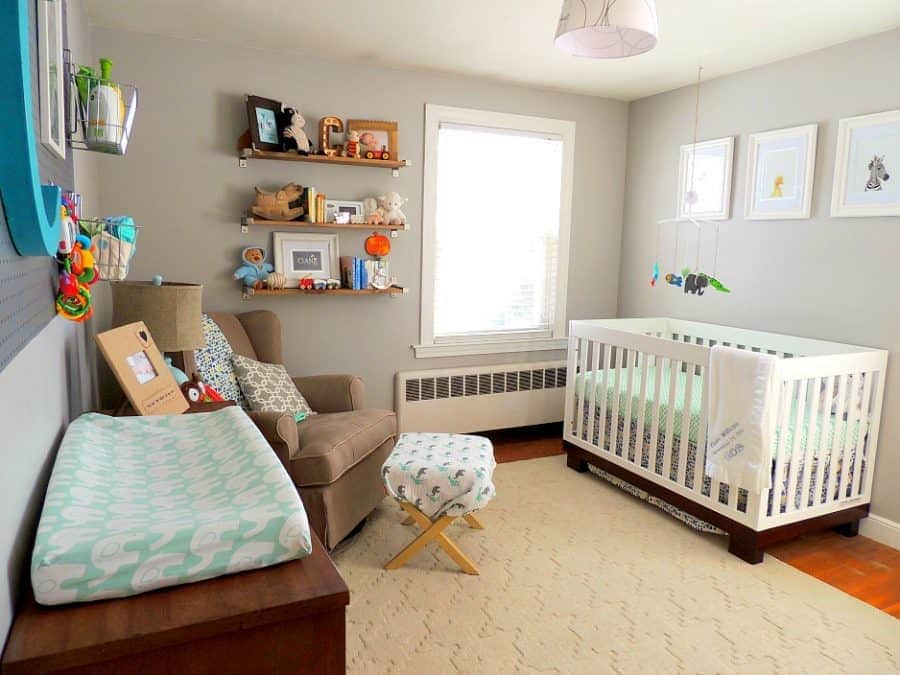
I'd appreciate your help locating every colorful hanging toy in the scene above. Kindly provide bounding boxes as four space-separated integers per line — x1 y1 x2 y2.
650 261 659 287
56 198 100 322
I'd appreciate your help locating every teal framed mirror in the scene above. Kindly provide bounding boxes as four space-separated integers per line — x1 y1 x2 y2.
0 0 62 257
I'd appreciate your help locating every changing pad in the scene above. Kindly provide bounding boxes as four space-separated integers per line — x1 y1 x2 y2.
31 407 312 605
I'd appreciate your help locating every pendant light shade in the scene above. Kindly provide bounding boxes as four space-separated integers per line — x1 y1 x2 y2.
555 0 659 59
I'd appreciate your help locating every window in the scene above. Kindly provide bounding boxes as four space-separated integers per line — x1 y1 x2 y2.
416 105 575 358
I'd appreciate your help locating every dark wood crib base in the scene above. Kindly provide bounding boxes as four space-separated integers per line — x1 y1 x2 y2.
563 441 868 564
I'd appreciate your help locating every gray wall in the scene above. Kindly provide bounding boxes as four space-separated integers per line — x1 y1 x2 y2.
619 29 900 523
0 0 96 645
91 28 628 409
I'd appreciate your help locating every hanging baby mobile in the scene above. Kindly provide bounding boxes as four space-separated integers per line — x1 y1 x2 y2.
651 66 730 297
56 194 101 322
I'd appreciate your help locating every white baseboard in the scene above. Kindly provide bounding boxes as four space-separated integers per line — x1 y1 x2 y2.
860 513 900 550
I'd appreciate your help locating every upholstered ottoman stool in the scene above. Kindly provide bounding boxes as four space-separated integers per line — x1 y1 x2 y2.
381 432 496 575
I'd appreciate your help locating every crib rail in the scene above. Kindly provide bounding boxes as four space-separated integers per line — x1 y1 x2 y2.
564 319 887 531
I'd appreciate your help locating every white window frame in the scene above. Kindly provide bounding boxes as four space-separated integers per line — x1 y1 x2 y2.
415 104 575 359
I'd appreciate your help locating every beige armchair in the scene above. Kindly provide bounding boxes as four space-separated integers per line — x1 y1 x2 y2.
181 310 396 549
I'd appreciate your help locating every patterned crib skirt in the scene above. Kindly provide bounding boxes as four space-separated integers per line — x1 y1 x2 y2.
573 398 863 532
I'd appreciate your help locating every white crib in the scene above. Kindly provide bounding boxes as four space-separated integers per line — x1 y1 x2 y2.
562 318 888 563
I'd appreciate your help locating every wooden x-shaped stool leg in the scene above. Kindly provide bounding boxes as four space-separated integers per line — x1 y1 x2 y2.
386 501 482 575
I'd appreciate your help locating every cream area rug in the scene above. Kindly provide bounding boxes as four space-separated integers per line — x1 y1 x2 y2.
331 456 898 674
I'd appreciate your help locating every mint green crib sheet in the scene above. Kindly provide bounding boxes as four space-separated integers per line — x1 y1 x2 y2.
31 407 312 606
575 365 864 457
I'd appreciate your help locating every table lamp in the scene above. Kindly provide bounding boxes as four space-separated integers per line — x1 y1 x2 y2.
110 280 204 373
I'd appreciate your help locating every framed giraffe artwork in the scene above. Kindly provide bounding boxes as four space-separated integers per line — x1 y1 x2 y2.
745 124 818 220
831 109 900 217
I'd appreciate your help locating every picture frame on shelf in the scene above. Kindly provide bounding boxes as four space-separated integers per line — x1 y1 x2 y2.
831 109 900 217
245 95 282 151
273 232 340 283
347 119 398 161
677 136 734 220
38 0 65 159
745 124 818 220
325 200 364 224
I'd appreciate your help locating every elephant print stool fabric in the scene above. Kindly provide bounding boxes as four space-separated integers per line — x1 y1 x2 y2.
382 432 496 519
31 407 312 605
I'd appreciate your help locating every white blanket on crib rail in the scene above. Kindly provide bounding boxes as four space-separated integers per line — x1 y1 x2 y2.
706 346 778 492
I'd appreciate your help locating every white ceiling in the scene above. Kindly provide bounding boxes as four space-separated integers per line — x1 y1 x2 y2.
83 0 900 101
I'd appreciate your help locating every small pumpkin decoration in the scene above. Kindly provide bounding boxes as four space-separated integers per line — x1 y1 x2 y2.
364 231 391 257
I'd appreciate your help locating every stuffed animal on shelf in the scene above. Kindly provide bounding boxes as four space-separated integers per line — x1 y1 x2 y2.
363 197 384 225
344 129 360 159
250 183 304 221
266 271 287 290
278 107 310 155
234 246 273 295
378 192 408 226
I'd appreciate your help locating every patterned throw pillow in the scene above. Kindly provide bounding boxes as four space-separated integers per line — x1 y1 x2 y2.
231 353 316 419
193 314 247 408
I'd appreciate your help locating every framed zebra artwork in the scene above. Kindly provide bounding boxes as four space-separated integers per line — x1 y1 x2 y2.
745 124 818 220
831 109 900 217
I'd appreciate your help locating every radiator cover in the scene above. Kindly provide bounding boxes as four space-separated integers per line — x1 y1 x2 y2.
395 361 567 433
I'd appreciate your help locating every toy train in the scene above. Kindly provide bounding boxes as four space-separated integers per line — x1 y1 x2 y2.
365 146 392 161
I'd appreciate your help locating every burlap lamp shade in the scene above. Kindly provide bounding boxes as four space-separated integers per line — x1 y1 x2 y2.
110 281 205 352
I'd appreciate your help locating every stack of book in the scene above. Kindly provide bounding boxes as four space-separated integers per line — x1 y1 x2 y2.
339 256 367 290
301 187 327 224
339 257 391 290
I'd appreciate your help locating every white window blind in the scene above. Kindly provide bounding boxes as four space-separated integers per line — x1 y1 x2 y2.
433 122 565 341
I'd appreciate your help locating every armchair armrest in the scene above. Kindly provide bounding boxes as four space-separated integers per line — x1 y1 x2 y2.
247 410 298 467
292 374 366 413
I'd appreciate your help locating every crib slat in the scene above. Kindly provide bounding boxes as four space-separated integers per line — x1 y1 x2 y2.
826 374 850 505
785 379 808 513
622 348 636 461
661 358 679 480
694 363 709 496
852 371 874 497
609 348 625 456
634 352 651 467
574 338 589 442
585 340 602 447
839 374 863 502
771 380 796 515
596 345 612 450
799 376 822 510
677 361 695 487
812 375 835 505
648 356 665 472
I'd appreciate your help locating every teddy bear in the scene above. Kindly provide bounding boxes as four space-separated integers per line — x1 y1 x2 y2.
278 107 310 155
233 246 273 295
344 129 361 159
377 192 408 226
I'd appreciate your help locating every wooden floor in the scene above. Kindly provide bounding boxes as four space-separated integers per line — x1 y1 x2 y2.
769 532 900 618
484 426 900 619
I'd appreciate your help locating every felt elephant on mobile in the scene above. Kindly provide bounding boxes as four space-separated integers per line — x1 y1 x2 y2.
684 273 709 295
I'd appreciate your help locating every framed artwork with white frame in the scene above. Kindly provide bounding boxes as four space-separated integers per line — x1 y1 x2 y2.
831 109 900 217
324 199 364 224
677 137 734 220
38 0 66 159
745 124 818 220
273 232 339 282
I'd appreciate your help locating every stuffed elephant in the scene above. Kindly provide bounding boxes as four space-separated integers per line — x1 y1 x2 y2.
684 273 709 295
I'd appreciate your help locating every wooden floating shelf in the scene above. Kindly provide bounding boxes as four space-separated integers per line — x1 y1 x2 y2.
251 286 407 297
242 216 408 233
239 147 407 170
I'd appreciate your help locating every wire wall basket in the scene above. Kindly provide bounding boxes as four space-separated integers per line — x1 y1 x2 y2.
78 218 140 281
66 59 138 156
